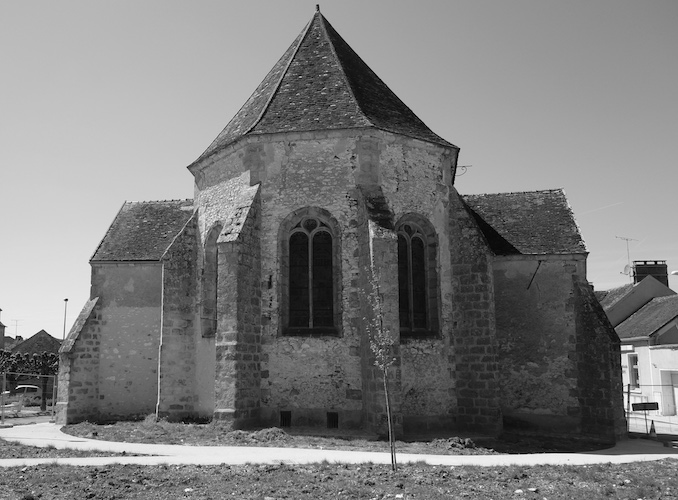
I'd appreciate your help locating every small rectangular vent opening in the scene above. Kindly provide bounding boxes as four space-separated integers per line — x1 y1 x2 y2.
280 410 291 428
327 411 339 429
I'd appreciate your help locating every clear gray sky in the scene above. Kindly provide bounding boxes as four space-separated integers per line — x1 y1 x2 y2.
2 0 677 339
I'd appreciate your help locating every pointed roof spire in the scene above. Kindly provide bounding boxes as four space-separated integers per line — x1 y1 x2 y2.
191 9 455 167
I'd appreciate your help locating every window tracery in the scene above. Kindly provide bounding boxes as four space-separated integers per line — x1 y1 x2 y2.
280 208 341 336
396 215 439 338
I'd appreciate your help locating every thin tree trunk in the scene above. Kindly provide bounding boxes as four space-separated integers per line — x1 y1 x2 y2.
383 371 397 471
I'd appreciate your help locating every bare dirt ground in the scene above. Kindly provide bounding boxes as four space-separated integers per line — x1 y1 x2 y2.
2 420 677 499
61 419 606 455
1 459 677 500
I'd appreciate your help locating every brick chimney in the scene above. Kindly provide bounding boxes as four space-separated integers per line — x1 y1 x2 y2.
633 260 669 287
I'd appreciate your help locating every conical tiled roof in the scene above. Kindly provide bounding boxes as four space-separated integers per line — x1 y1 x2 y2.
191 9 454 167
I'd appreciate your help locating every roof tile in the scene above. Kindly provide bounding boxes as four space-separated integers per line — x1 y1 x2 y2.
192 11 453 166
11 330 61 355
616 294 678 339
463 189 586 255
595 283 634 310
91 200 194 262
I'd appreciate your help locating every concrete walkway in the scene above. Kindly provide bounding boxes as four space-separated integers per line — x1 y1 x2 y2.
1 422 677 468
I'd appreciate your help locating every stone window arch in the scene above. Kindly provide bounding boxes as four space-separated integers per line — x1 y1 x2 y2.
201 224 222 338
279 207 342 336
396 214 439 338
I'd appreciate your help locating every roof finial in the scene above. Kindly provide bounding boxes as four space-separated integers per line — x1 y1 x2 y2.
316 4 320 12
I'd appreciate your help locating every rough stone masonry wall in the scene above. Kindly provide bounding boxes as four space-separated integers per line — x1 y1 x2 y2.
256 136 364 429
493 256 583 433
400 338 452 432
573 280 626 442
91 263 162 420
213 189 262 428
56 298 101 424
377 136 458 433
157 215 200 421
194 131 462 432
448 190 502 434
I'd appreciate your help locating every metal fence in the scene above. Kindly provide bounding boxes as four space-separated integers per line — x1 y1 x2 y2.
624 383 678 436
1 371 57 424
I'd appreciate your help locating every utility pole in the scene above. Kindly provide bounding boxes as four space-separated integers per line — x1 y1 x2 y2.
63 298 69 340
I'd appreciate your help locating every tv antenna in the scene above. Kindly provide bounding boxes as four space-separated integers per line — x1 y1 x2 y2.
616 235 637 282
10 319 23 337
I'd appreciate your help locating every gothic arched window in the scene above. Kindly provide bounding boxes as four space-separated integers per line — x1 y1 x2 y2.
280 208 341 336
396 215 439 338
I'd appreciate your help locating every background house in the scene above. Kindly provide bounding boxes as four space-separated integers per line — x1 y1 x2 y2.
7 330 61 405
597 261 678 434
2 334 23 352
11 330 62 357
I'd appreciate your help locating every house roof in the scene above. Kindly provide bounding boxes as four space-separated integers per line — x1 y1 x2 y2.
11 330 61 355
462 189 586 255
3 336 22 351
91 200 194 262
190 9 454 167
616 294 678 340
595 275 676 327
595 283 634 310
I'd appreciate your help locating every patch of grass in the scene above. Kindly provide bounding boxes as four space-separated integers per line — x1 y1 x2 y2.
0 439 125 459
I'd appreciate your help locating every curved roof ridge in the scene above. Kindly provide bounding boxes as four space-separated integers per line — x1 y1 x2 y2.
316 12 375 131
189 9 455 169
241 15 315 137
319 13 453 148
190 21 312 166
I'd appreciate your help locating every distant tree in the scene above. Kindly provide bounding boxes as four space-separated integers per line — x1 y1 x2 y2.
0 349 12 373
0 350 25 385
28 352 59 411
0 350 12 393
0 350 58 410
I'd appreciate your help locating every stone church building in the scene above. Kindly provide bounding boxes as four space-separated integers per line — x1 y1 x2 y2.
57 9 625 442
